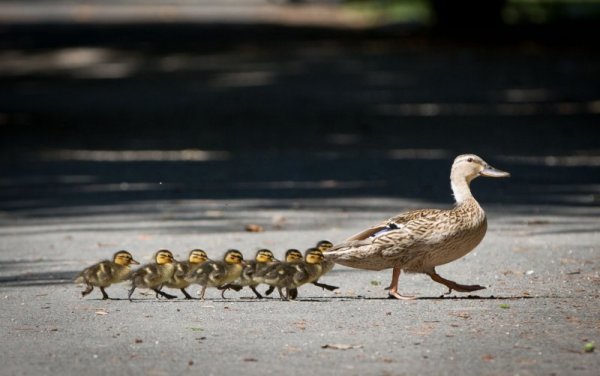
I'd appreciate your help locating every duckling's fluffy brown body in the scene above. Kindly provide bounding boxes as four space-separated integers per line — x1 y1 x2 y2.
75 250 138 299
128 250 177 301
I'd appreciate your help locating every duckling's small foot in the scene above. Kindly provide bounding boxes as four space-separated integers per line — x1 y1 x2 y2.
264 286 275 296
100 287 110 300
81 285 93 297
289 288 298 300
250 286 263 299
153 289 177 299
312 281 339 291
181 289 193 299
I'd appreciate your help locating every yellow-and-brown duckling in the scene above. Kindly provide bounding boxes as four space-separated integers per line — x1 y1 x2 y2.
323 154 510 300
263 249 303 297
128 249 177 301
162 249 209 299
220 249 277 299
263 248 325 301
74 250 139 300
311 240 338 292
185 249 245 300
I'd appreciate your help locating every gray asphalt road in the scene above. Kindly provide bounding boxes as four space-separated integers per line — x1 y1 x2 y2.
1 2 599 374
1 197 599 375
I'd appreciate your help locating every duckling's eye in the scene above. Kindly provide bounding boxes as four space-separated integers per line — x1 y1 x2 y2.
467 157 473 162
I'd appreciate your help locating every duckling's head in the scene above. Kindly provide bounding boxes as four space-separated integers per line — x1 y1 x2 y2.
285 249 303 263
155 249 175 265
304 248 325 264
316 240 333 252
224 249 244 265
255 249 276 263
188 249 208 264
113 250 139 266
451 154 510 183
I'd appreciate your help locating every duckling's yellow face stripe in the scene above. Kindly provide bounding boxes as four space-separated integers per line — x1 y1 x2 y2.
155 250 174 265
317 241 333 252
224 251 244 264
189 250 208 264
113 251 139 266
285 251 303 262
305 249 324 264
255 250 274 263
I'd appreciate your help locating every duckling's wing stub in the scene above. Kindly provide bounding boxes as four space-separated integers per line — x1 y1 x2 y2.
98 262 113 279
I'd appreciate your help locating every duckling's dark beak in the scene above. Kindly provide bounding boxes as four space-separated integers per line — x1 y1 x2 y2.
130 259 140 265
480 165 510 178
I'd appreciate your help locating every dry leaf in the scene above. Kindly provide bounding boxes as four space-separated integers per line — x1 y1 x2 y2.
245 224 264 232
321 344 363 350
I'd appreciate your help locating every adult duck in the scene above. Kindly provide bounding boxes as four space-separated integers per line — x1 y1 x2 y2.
323 154 509 300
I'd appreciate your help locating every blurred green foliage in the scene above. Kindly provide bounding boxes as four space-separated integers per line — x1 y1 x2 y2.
343 0 600 25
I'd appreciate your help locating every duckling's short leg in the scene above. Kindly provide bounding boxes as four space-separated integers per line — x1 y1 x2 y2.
277 287 288 301
426 269 485 294
264 286 275 296
312 280 339 291
99 287 110 300
180 288 193 299
153 288 177 299
289 288 298 300
250 286 263 299
199 285 208 300
387 266 416 300
128 286 136 302
81 284 94 297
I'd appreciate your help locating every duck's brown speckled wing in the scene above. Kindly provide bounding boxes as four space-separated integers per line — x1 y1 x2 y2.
346 209 446 241
326 208 453 271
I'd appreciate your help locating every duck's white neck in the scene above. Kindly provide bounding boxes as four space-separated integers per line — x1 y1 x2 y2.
451 173 474 205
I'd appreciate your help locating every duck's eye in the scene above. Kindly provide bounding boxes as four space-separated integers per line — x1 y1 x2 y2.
467 157 473 162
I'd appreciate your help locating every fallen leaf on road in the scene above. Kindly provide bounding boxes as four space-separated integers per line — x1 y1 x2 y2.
321 344 363 350
245 224 264 232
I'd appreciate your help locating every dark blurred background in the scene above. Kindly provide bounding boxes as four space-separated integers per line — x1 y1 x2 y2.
1 0 599 217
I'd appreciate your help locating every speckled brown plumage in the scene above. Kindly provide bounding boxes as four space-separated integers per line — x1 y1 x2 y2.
324 154 510 299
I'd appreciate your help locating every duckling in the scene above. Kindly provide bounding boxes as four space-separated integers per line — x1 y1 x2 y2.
311 240 338 292
220 249 277 299
263 248 325 301
128 250 177 301
263 249 303 297
74 250 139 300
162 249 209 299
185 249 245 300
324 154 510 300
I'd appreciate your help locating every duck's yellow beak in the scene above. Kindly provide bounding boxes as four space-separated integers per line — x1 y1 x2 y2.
130 259 140 265
480 165 510 178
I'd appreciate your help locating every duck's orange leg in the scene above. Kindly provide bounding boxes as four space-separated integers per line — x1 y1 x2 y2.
387 266 416 300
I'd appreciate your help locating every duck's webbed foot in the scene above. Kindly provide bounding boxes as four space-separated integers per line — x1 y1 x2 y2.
426 270 486 294
387 266 416 300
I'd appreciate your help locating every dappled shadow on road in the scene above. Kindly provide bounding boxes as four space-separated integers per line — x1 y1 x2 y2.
0 269 78 287
1 22 599 218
